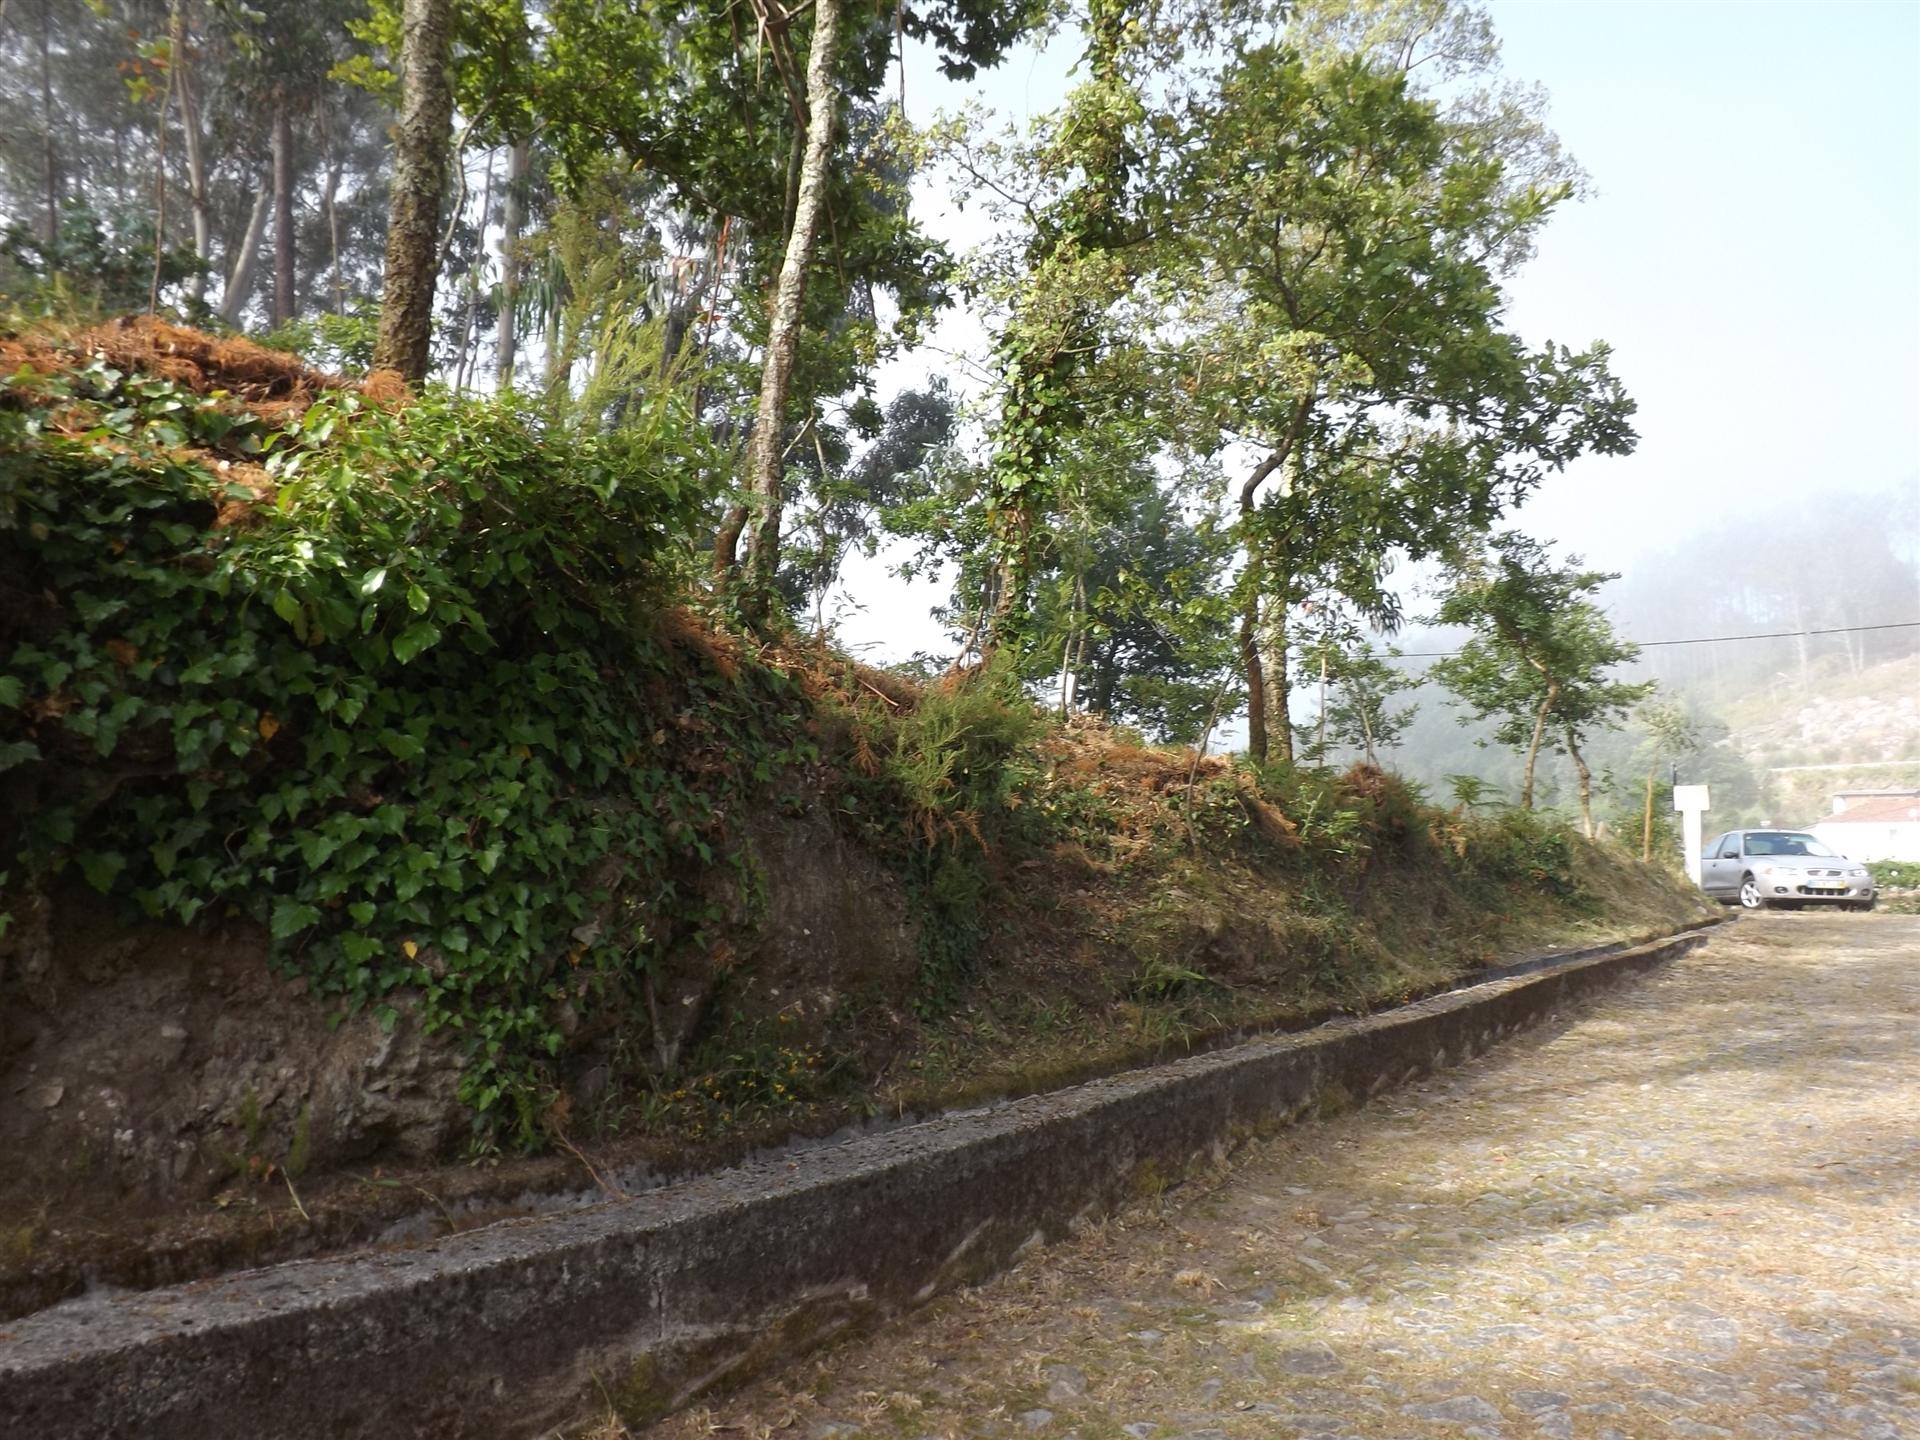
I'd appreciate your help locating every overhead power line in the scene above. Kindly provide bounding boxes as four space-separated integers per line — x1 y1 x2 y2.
1391 619 1920 660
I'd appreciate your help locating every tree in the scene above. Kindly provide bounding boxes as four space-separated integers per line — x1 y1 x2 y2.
736 0 845 618
1431 532 1653 832
1297 634 1419 768
776 382 959 629
372 0 453 381
1047 479 1237 741
510 1 1036 613
1635 700 1698 861
1152 6 1636 763
971 0 1143 654
1000 461 1236 741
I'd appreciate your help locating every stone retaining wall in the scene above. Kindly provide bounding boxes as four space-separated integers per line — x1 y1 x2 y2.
0 923 1719 1439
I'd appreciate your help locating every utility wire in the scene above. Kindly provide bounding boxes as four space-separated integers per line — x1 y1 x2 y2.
1392 619 1920 660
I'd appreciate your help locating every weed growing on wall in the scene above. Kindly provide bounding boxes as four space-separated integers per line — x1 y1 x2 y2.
822 663 1050 1010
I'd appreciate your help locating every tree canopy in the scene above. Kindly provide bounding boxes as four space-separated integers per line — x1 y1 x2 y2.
0 0 1684 810
1431 533 1654 832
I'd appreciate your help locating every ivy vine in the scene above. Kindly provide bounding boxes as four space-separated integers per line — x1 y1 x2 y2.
0 359 811 1144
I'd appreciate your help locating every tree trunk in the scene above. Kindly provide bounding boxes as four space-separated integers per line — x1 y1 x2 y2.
1318 648 1331 762
1239 594 1268 765
1056 571 1086 716
177 11 212 309
1230 401 1314 766
661 223 716 373
738 0 844 617
1235 452 1287 766
1520 680 1558 810
320 103 345 313
40 0 58 254
219 184 271 326
373 0 456 382
1642 765 1656 862
496 138 530 387
453 149 495 391
271 100 296 326
1566 725 1594 837
1266 616 1294 765
1089 647 1119 717
147 1 181 314
711 504 748 577
543 288 562 391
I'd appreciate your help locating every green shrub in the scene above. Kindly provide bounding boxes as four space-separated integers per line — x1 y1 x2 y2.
1455 807 1587 902
884 665 1044 846
1869 860 1919 891
808 660 1052 1010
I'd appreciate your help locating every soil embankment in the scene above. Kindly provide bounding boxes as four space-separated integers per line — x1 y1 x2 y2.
2 322 1714 1321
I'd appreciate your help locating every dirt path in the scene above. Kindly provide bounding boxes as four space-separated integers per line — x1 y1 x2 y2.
633 914 1920 1440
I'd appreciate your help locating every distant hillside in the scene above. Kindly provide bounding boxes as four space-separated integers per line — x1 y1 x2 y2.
1715 653 1920 825
1361 643 1917 840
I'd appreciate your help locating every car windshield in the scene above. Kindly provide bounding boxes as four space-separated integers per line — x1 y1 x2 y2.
1744 831 1839 858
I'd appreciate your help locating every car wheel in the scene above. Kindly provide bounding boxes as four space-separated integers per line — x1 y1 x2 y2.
1738 875 1767 911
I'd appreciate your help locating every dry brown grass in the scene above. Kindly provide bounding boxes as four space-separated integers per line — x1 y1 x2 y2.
0 316 411 415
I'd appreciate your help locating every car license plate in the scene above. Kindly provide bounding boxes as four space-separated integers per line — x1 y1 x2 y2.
1812 883 1845 892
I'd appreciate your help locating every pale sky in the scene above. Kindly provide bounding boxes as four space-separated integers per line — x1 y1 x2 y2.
832 0 1920 663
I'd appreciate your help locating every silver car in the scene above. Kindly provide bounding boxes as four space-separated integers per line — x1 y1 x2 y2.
1700 829 1877 911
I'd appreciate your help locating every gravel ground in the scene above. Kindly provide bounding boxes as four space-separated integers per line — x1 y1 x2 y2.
633 913 1920 1440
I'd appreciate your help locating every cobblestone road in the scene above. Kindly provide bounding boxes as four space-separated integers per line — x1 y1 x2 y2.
643 914 1920 1440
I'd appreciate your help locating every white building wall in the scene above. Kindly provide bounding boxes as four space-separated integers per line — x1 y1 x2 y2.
1810 820 1920 863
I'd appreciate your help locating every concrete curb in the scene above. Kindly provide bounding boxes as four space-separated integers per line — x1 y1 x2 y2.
0 922 1722 1438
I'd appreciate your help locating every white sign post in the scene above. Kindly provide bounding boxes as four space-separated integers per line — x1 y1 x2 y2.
1673 783 1711 888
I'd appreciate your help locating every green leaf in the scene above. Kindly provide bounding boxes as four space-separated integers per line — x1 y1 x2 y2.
391 622 442 665
272 589 303 626
79 850 126 893
298 832 340 868
359 567 388 596
270 899 323 941
74 591 128 626
380 729 426 761
406 582 431 615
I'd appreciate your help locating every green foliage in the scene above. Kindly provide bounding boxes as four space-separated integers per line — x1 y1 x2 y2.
0 356 808 1143
1869 860 1919 891
1243 761 1431 868
2 199 203 317
1297 633 1419 767
1449 808 1588 904
880 664 1045 850
1125 952 1217 1003
1432 531 1654 811
255 303 384 375
829 662 1048 1008
1446 774 1501 811
631 1020 836 1141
